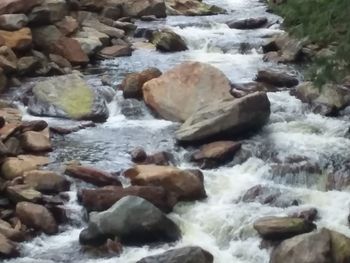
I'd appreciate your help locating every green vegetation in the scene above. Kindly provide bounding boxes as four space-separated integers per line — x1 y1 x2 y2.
271 0 350 86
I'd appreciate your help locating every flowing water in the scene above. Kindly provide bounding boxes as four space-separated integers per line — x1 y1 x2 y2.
5 0 350 262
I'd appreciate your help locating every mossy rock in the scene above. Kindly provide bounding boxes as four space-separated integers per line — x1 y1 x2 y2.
28 74 109 122
151 29 188 52
330 230 350 263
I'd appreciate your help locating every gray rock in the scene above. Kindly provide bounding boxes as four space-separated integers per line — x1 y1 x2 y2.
0 14 28 31
151 29 188 52
227 17 267 29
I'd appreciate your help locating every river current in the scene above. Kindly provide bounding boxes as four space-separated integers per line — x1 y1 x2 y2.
5 0 350 262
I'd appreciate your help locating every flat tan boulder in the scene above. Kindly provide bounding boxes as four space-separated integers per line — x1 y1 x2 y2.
23 170 70 193
1 155 50 180
142 61 232 122
124 164 206 200
20 130 52 152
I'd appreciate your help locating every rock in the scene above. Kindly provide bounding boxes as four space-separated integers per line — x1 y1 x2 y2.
28 0 68 25
55 16 78 36
65 165 121 186
23 170 70 193
74 37 103 56
0 14 28 31
0 218 24 241
101 5 122 20
0 46 17 73
0 0 43 15
27 74 109 122
97 45 132 59
113 21 136 33
0 27 32 51
122 68 162 99
136 246 214 263
20 130 51 152
124 165 206 201
78 185 177 212
17 56 40 76
0 69 7 93
241 185 299 208
270 228 350 263
16 202 58 235
131 148 147 162
18 120 48 132
227 17 267 29
79 196 181 246
6 184 42 203
48 53 71 69
255 70 298 88
176 92 270 143
288 208 318 222
0 233 18 258
109 0 166 18
165 0 225 16
262 33 303 63
1 155 49 180
291 82 350 115
142 62 232 122
191 141 241 168
151 29 188 52
254 216 316 240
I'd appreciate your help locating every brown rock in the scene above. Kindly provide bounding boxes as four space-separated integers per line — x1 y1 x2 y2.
0 107 22 124
23 170 70 193
0 27 32 51
6 184 42 203
20 130 52 152
79 185 178 212
18 120 48 133
0 218 24 241
0 232 18 258
55 16 78 36
192 141 241 168
16 201 58 235
227 17 267 29
0 68 7 93
1 155 50 180
124 165 206 201
255 70 298 88
0 46 17 73
122 67 162 99
51 37 89 65
98 45 132 59
65 165 122 186
142 62 232 122
48 53 71 68
0 0 43 15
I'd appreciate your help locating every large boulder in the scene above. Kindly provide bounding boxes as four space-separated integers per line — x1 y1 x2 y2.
122 68 162 99
27 74 109 122
65 164 121 186
78 185 177 212
0 14 28 31
28 0 68 25
23 170 70 193
1 155 50 180
254 216 316 240
165 0 225 16
107 0 166 18
137 246 214 263
124 165 206 201
16 202 58 235
0 27 32 51
142 62 232 122
0 0 43 15
151 29 188 52
175 92 270 143
20 130 51 152
270 228 350 263
79 196 181 246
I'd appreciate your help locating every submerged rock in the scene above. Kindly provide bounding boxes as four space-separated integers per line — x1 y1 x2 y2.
227 17 267 29
79 196 181 246
137 246 214 263
151 29 188 52
124 165 206 201
255 70 299 88
27 74 109 122
176 92 270 143
142 62 232 122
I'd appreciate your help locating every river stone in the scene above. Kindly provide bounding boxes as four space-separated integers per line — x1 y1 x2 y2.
151 29 188 52
17 56 41 76
20 130 51 152
65 165 121 186
0 14 28 31
97 44 132 59
227 17 267 29
176 92 270 143
78 185 177 212
28 0 68 25
0 27 32 51
79 196 181 246
124 165 206 201
0 69 7 93
0 46 17 73
136 246 214 263
23 170 70 193
27 74 109 122
16 201 58 235
142 62 232 122
0 0 43 15
0 218 24 242
6 184 42 203
108 0 166 18
1 155 50 180
254 216 316 240
122 68 162 99
0 232 18 258
255 70 299 88
165 0 225 16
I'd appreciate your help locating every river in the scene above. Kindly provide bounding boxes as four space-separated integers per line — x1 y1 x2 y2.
5 0 350 262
